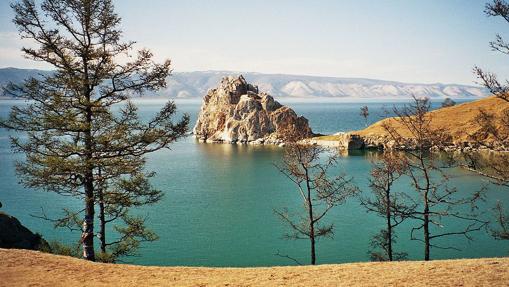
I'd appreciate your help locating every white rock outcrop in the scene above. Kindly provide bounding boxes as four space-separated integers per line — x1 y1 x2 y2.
193 75 313 144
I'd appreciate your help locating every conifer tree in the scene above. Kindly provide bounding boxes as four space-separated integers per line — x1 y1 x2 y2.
1 0 189 261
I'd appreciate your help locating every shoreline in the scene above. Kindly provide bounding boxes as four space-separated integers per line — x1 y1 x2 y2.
309 132 508 153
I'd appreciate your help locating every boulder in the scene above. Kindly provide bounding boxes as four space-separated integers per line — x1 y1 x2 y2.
193 75 313 144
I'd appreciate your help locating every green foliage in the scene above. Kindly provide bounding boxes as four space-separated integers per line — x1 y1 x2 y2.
2 0 189 261
109 214 159 260
41 240 81 258
96 252 116 263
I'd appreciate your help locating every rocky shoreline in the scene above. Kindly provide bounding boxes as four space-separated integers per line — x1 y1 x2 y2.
308 96 509 153
309 132 508 153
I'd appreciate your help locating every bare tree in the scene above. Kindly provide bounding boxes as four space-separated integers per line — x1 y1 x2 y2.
274 133 356 265
360 151 414 261
469 0 509 243
360 106 369 127
383 97 488 261
475 0 509 103
470 0 509 176
368 229 407 262
492 201 509 240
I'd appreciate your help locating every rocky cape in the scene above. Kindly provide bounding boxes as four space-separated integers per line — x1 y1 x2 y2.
193 75 313 145
310 96 509 152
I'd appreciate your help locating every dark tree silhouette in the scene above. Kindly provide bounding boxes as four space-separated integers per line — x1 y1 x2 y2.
360 106 369 127
441 98 456 108
1 0 189 261
469 0 509 244
274 133 356 265
383 97 488 261
492 201 509 241
361 151 414 261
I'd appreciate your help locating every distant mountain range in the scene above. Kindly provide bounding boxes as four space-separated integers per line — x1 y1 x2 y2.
0 67 52 87
0 68 488 99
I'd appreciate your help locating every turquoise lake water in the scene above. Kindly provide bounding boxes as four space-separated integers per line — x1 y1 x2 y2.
1 99 508 266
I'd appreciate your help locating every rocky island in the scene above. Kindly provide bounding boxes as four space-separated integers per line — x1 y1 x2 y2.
193 75 313 145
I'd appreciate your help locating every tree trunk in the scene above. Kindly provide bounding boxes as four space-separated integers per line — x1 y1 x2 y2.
97 168 106 254
82 92 95 261
308 206 316 265
310 229 316 265
423 199 430 261
421 154 431 261
307 196 316 265
98 188 106 254
306 174 316 265
386 184 393 261
83 175 95 261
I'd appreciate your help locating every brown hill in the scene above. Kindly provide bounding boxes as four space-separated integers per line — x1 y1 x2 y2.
1 249 509 286
357 96 509 142
313 96 509 150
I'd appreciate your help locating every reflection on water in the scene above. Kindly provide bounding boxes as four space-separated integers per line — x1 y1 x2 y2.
195 140 283 157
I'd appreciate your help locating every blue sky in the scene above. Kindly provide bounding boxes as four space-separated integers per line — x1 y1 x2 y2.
0 0 508 85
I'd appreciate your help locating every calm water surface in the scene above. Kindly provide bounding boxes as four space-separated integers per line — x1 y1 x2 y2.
1 98 508 266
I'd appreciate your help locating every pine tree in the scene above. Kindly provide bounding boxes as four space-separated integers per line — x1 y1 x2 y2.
1 0 189 261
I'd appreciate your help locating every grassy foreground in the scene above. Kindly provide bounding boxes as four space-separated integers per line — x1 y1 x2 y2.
1 249 508 286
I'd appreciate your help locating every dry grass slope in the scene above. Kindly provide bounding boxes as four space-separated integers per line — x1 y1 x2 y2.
314 96 509 144
357 96 509 141
1 249 509 287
